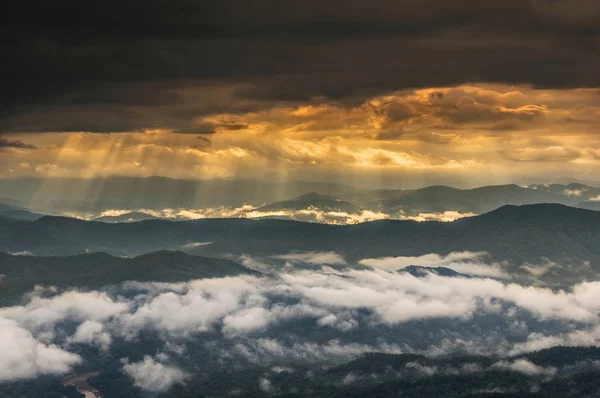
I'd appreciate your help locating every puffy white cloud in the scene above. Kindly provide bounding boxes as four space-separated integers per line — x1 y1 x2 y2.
10 266 600 341
0 317 81 381
493 359 556 377
361 251 489 268
317 314 358 331
122 355 187 392
405 362 438 376
510 325 600 355
563 188 585 197
68 321 112 350
0 290 129 333
258 377 274 393
223 307 272 335
3 263 600 373
119 277 264 336
520 259 558 278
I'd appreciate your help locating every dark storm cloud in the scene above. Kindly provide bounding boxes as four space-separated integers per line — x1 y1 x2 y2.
0 138 36 149
1 0 599 133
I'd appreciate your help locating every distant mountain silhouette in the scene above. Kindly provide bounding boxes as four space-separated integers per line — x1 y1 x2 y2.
2 178 599 217
0 203 46 221
0 177 362 212
258 192 361 213
529 182 600 199
353 184 579 214
0 208 45 221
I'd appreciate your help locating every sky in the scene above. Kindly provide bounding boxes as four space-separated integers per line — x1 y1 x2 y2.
1 0 600 188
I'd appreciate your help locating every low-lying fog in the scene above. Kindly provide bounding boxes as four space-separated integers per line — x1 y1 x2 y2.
2 251 600 392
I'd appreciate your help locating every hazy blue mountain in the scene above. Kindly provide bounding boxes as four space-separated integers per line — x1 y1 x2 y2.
0 177 363 212
528 183 600 201
350 184 578 215
0 203 46 221
3 178 599 218
258 192 362 213
576 201 600 211
0 209 46 221
0 203 19 212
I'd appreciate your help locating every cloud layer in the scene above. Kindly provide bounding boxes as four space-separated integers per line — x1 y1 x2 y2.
3 84 600 186
2 259 600 386
0 317 81 381
75 206 472 225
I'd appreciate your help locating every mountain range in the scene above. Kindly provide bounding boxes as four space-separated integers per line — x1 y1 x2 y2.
2 178 600 219
2 204 600 285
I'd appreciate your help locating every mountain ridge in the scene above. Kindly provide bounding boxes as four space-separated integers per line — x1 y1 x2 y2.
0 250 259 304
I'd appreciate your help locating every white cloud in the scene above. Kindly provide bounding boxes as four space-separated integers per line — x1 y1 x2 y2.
259 377 274 393
3 263 600 372
97 209 132 217
9 266 600 342
122 355 187 392
359 251 509 278
493 359 556 377
405 362 438 376
510 325 600 355
0 290 129 333
317 314 358 331
81 207 479 225
272 252 346 265
223 307 272 335
563 188 585 197
181 241 213 248
7 250 34 256
520 259 558 277
82 206 390 225
0 317 81 381
119 277 265 336
400 211 477 222
68 320 112 350
228 338 404 364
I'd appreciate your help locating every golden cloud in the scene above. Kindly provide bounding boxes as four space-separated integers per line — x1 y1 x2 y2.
2 84 600 185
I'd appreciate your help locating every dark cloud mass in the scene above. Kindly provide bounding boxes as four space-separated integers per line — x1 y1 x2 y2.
0 138 36 149
1 0 599 133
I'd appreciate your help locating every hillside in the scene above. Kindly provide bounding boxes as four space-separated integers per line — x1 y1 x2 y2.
258 192 362 213
358 184 576 214
0 250 258 303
